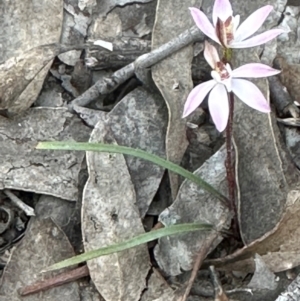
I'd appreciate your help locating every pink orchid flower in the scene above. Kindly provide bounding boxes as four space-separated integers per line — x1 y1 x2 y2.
183 41 280 132
189 0 285 48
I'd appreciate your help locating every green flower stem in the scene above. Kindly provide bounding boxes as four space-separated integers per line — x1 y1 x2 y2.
223 47 232 63
36 141 229 205
43 223 213 272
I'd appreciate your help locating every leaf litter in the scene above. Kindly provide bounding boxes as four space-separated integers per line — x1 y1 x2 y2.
2 0 300 300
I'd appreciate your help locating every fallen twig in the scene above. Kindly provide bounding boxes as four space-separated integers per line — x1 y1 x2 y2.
3 189 35 216
69 25 204 109
178 233 218 301
18 265 89 296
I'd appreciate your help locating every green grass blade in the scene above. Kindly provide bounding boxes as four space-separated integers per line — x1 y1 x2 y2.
36 141 228 204
43 223 212 272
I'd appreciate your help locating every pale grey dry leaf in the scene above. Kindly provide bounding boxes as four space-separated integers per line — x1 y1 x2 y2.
284 127 300 169
35 88 64 108
106 87 167 217
78 0 97 11
0 218 79 301
88 12 122 41
247 254 277 290
154 146 231 276
58 0 89 66
0 107 91 201
276 5 300 65
201 0 300 244
35 195 81 251
58 50 83 67
275 273 300 301
93 0 153 17
82 121 150 301
152 0 201 200
0 0 63 114
73 106 105 127
140 270 174 301
260 0 287 65
0 0 63 61
274 57 300 105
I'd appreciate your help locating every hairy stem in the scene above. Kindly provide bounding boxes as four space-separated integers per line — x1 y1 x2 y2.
225 92 239 237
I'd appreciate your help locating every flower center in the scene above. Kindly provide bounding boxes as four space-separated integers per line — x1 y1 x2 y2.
215 62 231 81
216 16 234 47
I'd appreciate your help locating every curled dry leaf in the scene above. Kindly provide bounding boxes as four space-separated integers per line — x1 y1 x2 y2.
82 121 150 301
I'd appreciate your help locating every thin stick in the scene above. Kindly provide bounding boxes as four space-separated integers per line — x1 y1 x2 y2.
209 265 229 301
19 265 89 296
3 189 35 216
225 93 240 237
69 26 204 109
179 233 218 301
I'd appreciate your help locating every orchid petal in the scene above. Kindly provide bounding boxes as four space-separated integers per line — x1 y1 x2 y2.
233 15 240 32
204 41 220 69
212 0 233 25
230 28 286 48
189 8 221 44
183 80 216 117
234 5 273 42
223 78 232 92
231 79 271 113
208 84 229 132
232 63 280 78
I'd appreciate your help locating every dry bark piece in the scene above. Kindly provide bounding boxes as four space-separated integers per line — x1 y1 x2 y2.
154 146 231 276
0 107 91 201
88 38 151 70
151 0 200 199
82 121 150 301
0 218 80 301
0 0 63 114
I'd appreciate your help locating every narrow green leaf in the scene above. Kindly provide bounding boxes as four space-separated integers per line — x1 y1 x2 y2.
43 223 212 272
36 141 228 204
